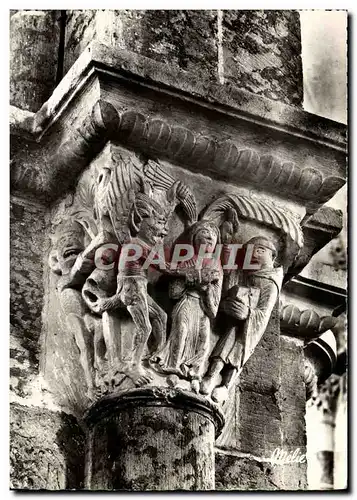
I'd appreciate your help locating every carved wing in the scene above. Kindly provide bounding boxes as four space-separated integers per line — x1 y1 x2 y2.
144 159 197 224
95 150 143 243
201 194 304 248
70 170 99 240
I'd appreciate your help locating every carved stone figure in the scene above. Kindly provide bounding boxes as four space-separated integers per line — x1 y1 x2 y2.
93 192 172 387
150 221 223 392
80 154 197 389
48 218 106 400
201 236 284 404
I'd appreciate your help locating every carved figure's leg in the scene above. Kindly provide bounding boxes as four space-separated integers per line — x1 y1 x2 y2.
93 320 106 373
119 277 154 386
84 314 105 373
165 299 191 372
147 296 167 354
127 301 153 385
102 311 121 370
200 358 225 396
189 316 210 393
61 289 95 399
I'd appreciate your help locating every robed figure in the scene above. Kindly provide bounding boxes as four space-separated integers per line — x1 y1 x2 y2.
151 221 223 392
201 236 283 403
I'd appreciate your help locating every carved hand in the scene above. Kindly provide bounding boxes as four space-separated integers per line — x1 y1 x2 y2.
74 256 95 276
91 295 122 314
90 298 107 314
221 221 234 244
221 297 249 320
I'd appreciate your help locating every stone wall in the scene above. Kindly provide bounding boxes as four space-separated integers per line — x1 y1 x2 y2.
10 195 86 490
64 10 303 106
10 198 46 397
10 10 61 112
10 10 303 115
10 404 85 490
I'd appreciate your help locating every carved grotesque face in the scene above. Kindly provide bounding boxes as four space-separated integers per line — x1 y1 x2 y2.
251 244 275 269
138 210 169 246
194 227 218 253
49 221 85 275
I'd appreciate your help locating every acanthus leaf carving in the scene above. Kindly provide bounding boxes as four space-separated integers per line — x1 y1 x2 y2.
200 193 304 255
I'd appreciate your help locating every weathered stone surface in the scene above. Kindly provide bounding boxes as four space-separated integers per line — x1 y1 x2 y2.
280 336 307 453
10 197 47 385
222 10 303 106
10 403 85 490
37 41 346 147
216 312 307 489
10 10 61 112
64 10 218 80
85 388 222 490
285 205 343 282
215 453 307 490
63 10 302 108
63 10 96 75
217 305 282 454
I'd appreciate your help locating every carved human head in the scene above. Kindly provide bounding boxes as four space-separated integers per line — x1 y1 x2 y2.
49 219 85 275
129 193 169 246
245 236 277 269
192 222 220 253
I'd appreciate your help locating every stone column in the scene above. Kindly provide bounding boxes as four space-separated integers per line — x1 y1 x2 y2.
84 388 224 491
306 376 340 490
333 373 347 489
10 10 61 112
305 316 347 490
304 330 339 489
